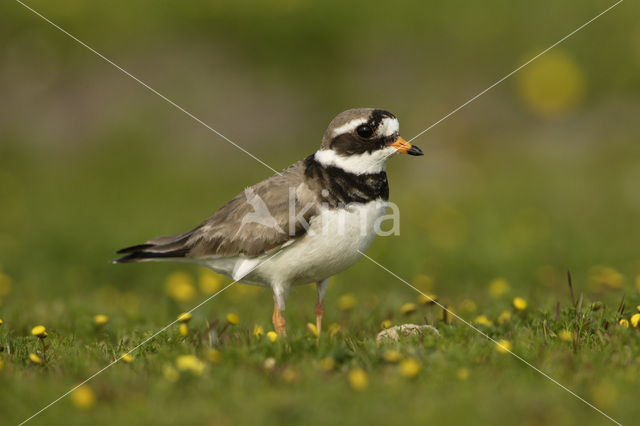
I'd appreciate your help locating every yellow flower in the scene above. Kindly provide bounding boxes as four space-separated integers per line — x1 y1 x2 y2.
267 331 278 342
179 323 189 336
383 350 402 363
516 50 585 118
253 324 264 338
31 325 47 338
474 315 493 327
589 266 624 290
459 298 477 313
413 274 434 291
199 269 222 295
456 367 470 380
495 339 512 354
338 293 357 311
380 319 392 329
320 357 335 372
177 312 192 323
121 353 134 363
630 313 640 328
348 368 368 391
263 357 276 371
497 311 511 325
513 297 527 311
165 271 196 302
163 364 179 382
417 293 437 305
400 302 417 315
71 385 96 410
226 313 239 325
636 276 640 293
0 318 3 326
282 367 298 383
206 348 221 363
176 355 205 375
488 278 509 298
618 319 629 328
328 323 341 336
558 330 573 342
400 358 420 378
29 353 43 364
306 322 319 338
93 314 109 326
636 304 640 313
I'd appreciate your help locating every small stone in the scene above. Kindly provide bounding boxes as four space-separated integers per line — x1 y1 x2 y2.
375 324 440 343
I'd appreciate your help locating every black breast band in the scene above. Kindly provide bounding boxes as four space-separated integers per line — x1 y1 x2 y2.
303 155 389 207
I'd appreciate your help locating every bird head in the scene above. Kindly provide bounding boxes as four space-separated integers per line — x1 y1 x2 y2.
316 108 422 175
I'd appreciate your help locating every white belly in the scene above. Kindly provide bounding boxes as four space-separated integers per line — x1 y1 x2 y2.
203 201 387 289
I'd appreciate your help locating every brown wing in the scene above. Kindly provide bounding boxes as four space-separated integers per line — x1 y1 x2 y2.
114 159 319 263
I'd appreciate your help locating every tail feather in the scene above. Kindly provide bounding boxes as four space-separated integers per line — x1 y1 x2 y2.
113 247 191 263
113 230 197 264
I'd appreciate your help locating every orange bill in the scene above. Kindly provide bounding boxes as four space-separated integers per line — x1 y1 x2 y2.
391 137 423 156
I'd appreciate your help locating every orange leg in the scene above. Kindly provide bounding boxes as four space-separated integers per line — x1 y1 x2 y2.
315 301 324 336
315 279 329 336
272 303 287 336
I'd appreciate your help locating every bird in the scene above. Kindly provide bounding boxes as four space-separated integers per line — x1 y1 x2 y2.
114 108 422 336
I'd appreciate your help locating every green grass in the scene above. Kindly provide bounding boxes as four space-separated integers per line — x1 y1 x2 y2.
1 280 639 426
1 138 640 426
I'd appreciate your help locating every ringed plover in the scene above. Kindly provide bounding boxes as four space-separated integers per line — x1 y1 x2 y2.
115 108 422 335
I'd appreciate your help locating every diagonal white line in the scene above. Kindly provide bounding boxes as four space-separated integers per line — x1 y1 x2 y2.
357 250 622 426
14 1 625 425
17 251 282 425
14 0 282 176
408 0 624 143
18 281 234 425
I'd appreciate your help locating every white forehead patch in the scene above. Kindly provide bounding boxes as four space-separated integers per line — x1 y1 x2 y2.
331 118 367 137
377 117 399 137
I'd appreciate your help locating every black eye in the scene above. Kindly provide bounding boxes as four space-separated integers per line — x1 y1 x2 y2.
356 125 374 138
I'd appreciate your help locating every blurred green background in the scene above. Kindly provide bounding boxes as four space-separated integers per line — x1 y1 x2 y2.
1 0 640 425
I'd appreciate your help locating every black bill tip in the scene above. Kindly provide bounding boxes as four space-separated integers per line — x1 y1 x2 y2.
407 145 423 156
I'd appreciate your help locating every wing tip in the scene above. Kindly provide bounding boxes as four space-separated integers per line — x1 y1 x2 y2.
112 253 144 263
116 243 154 254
